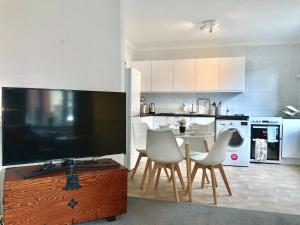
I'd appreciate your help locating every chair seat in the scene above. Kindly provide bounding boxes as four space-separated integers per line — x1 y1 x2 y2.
190 152 209 163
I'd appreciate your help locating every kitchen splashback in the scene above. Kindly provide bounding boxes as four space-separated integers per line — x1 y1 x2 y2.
143 92 267 116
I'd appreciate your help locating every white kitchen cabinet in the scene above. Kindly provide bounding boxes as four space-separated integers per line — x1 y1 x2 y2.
196 58 220 91
153 116 167 129
140 116 154 129
151 60 174 92
190 117 215 125
219 57 246 92
173 59 196 92
282 119 300 158
132 61 152 92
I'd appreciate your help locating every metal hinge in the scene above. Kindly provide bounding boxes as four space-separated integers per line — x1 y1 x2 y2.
63 174 81 191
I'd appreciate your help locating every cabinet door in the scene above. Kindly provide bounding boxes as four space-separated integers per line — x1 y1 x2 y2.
132 61 152 92
219 57 245 92
151 60 173 92
153 116 167 129
282 119 300 158
173 59 196 92
196 58 220 91
140 116 154 129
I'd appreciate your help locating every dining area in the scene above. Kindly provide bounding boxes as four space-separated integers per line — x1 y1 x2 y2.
129 120 234 205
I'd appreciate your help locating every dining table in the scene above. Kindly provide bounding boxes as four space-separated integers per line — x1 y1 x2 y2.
173 131 214 201
158 128 215 202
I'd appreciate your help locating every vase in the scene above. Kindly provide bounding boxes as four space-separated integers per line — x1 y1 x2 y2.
179 126 186 134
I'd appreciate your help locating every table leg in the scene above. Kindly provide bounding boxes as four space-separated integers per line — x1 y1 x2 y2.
185 143 192 202
203 139 210 183
204 139 209 152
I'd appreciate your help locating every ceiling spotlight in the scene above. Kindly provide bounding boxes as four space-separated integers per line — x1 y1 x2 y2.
200 20 218 33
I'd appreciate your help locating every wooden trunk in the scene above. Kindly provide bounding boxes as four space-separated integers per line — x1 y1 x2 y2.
3 159 127 225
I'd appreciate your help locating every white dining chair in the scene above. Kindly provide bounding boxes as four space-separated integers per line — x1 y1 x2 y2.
188 122 215 184
188 129 235 205
131 122 171 189
144 130 185 202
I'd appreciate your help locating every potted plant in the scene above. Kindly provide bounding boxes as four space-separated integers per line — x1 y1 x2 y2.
177 119 186 133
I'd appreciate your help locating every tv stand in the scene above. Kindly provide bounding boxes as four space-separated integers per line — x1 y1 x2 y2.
3 159 127 225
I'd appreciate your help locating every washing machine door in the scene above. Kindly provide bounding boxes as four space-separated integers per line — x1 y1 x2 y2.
218 126 246 152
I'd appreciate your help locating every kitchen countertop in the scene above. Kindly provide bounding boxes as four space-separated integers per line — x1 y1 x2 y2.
282 117 300 119
216 115 249 120
140 113 215 117
140 113 250 120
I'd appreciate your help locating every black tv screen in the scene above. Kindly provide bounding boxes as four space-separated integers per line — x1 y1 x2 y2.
2 87 126 166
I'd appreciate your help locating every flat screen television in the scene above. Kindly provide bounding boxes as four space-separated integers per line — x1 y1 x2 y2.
2 87 126 166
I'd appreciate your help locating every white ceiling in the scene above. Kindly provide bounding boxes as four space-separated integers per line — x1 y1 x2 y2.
125 0 300 50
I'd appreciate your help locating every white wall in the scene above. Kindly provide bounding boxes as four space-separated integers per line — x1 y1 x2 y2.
0 0 125 165
134 44 300 116
124 40 135 69
0 0 123 92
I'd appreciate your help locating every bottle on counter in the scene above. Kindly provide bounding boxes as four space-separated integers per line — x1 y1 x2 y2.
210 102 216 115
140 96 148 114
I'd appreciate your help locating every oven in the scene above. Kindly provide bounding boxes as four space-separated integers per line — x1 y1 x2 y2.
250 117 282 163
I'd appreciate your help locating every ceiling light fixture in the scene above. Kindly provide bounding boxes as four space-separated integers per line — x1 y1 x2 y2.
200 20 218 33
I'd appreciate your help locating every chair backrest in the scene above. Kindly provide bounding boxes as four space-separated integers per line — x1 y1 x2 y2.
188 122 214 153
146 130 184 163
201 129 235 165
132 122 149 150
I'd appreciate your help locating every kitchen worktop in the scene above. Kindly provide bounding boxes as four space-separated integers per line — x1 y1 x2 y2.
140 113 249 120
140 113 215 117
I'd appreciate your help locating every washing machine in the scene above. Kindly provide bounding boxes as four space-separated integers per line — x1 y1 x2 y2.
216 116 250 166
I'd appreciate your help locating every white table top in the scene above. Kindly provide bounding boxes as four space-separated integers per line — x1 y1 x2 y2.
155 128 214 138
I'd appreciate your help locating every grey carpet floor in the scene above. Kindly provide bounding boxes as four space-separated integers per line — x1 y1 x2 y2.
83 197 300 225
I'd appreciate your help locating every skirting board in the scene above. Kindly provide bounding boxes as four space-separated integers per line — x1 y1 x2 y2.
281 157 300 165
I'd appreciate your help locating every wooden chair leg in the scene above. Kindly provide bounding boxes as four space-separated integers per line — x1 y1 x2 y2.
219 165 232 196
163 168 171 182
140 159 150 189
201 168 207 189
130 153 143 179
147 161 153 184
191 164 198 183
144 163 158 196
185 163 198 194
155 167 162 189
210 166 217 205
170 164 180 202
205 173 210 184
214 172 218 187
175 164 185 190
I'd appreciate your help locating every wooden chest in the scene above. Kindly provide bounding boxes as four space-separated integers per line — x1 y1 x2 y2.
3 159 127 225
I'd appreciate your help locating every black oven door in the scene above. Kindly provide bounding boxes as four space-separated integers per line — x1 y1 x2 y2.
250 125 281 161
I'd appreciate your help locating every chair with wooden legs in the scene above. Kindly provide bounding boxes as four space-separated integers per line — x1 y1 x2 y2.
187 129 235 205
130 123 171 189
144 130 185 202
187 122 215 185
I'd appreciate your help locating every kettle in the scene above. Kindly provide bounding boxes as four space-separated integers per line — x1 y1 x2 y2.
149 103 155 114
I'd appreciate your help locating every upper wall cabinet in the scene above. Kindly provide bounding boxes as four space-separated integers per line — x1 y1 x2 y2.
132 56 246 93
132 61 152 92
151 60 173 92
196 58 220 92
173 59 196 92
219 57 246 92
